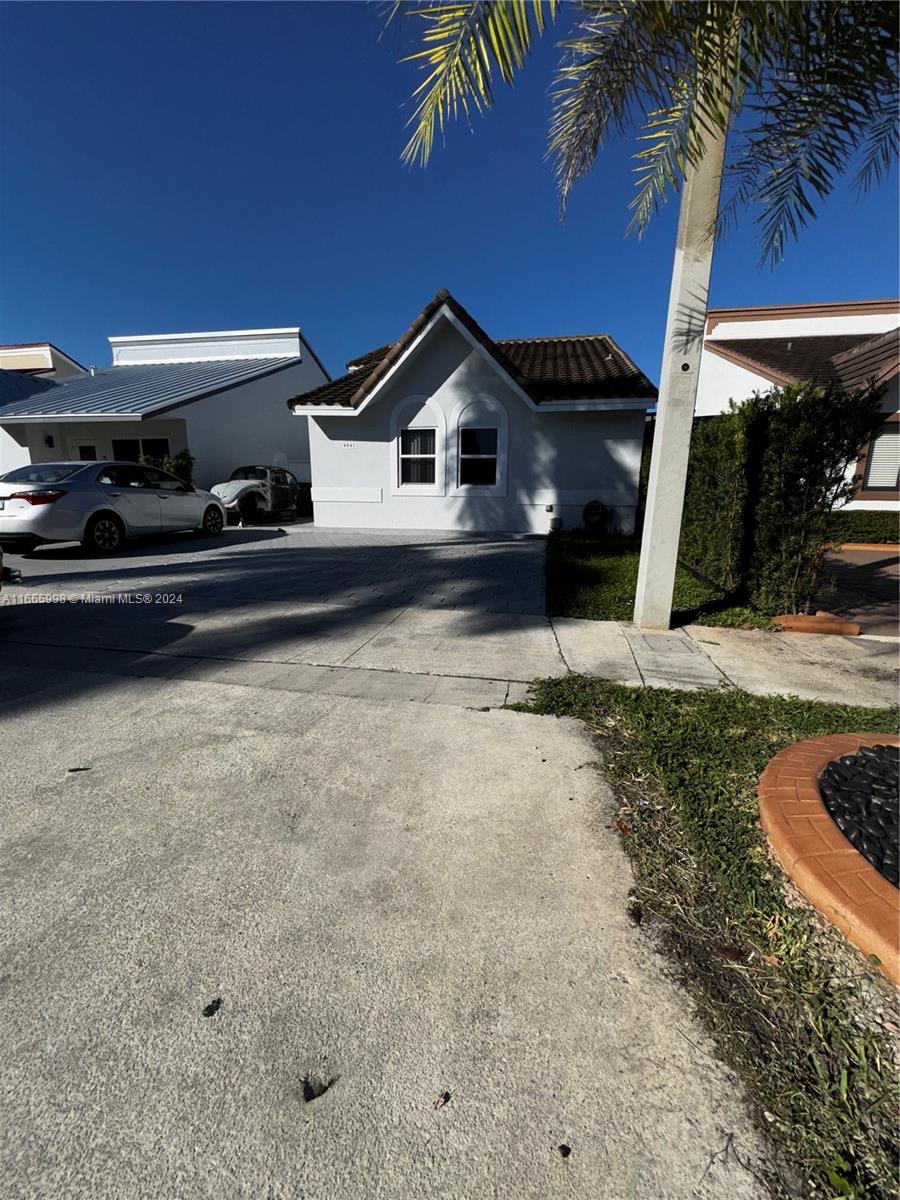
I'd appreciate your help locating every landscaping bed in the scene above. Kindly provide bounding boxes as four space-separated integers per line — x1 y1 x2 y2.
515 679 899 1200
546 532 775 628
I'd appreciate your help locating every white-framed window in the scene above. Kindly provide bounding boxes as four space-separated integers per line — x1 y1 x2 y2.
449 395 508 498
458 427 498 486
111 437 171 463
399 427 437 485
864 424 899 491
390 396 446 497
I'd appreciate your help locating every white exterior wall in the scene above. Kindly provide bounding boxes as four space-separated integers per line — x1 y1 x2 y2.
109 327 308 366
694 350 774 417
23 418 188 465
309 322 646 535
0 427 30 476
169 362 319 488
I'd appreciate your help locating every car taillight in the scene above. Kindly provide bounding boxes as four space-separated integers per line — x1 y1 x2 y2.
9 489 67 505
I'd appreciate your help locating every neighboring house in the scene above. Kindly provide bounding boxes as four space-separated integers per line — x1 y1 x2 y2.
289 289 657 535
0 327 329 488
0 341 87 475
695 299 899 512
0 341 86 380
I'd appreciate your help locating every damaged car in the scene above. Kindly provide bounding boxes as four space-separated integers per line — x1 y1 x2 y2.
210 466 310 525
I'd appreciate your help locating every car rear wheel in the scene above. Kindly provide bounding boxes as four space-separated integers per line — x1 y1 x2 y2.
83 513 125 555
202 505 224 536
238 492 265 525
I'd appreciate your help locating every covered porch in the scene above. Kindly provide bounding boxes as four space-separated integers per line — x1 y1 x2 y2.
2 415 189 466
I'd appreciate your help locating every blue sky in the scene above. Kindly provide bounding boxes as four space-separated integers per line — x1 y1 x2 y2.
1 2 897 382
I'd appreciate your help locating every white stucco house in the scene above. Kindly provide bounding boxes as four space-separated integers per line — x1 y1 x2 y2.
0 327 329 487
289 290 657 535
695 299 899 512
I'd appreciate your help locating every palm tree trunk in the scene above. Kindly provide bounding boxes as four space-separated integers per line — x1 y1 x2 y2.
632 125 728 629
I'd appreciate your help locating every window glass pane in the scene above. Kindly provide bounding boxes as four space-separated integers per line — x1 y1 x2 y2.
401 428 435 456
112 439 141 462
460 428 497 456
400 457 436 485
459 457 497 486
2 464 80 483
866 426 899 489
141 438 170 460
143 466 184 490
99 464 148 488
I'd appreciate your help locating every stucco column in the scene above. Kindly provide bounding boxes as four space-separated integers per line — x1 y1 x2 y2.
632 127 727 629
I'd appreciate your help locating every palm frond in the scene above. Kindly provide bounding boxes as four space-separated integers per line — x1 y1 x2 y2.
394 1 558 166
549 1 752 214
627 82 699 234
854 109 900 193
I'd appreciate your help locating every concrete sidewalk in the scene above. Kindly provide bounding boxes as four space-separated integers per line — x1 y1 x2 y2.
552 619 897 708
2 591 896 709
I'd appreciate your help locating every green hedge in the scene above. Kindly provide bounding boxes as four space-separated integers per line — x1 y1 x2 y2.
826 510 899 545
679 384 886 614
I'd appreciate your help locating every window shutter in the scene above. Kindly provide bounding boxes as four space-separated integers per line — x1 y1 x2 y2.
866 426 899 489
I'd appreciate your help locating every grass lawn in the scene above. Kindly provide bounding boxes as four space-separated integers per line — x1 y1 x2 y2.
546 532 775 628
516 679 899 1200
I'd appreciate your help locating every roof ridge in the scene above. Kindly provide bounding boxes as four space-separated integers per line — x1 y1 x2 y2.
497 333 611 344
829 326 899 365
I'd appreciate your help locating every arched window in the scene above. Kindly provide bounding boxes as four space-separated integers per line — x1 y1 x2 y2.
450 395 508 497
390 395 446 497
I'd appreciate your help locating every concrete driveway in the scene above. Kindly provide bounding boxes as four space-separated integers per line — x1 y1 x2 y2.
0 528 768 1198
1 670 764 1200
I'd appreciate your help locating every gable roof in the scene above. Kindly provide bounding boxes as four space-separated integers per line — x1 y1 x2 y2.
290 289 657 412
705 328 899 390
830 327 899 390
0 356 300 421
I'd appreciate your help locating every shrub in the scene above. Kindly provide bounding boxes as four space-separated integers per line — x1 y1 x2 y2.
826 509 899 545
139 448 195 486
679 383 885 614
748 384 886 613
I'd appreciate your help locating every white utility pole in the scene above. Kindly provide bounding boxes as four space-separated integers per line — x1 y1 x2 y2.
632 126 727 629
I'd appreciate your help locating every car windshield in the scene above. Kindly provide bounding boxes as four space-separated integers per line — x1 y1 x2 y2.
0 463 84 484
230 467 267 481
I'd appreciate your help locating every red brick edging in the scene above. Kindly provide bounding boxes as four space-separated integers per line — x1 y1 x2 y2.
758 734 900 985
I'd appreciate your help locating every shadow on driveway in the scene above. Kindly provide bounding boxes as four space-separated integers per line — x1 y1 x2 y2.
0 531 552 715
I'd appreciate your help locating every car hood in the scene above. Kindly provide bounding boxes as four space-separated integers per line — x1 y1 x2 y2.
210 480 265 505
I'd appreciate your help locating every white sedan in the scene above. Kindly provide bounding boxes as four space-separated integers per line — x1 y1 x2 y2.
0 461 226 554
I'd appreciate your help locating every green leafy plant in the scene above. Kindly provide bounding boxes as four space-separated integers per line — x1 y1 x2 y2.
678 384 886 615
826 510 899 547
139 448 195 486
515 677 900 1199
545 531 776 627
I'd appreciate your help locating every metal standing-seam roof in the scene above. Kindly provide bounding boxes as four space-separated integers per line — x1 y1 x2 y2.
0 370 61 406
0 357 300 420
